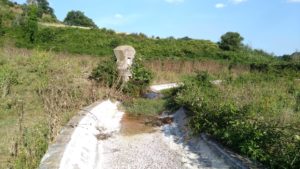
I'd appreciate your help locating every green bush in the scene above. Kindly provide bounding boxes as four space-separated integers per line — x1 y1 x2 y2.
22 5 38 44
36 0 56 19
174 71 300 168
90 56 153 96
219 32 244 51
123 58 153 96
63 10 97 28
89 58 118 87
8 25 276 64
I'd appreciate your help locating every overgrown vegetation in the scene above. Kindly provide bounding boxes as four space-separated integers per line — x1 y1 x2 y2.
123 98 167 117
1 1 300 168
89 55 153 97
63 10 97 28
174 71 300 168
22 5 38 44
10 26 278 64
219 32 244 51
35 0 56 20
0 48 105 168
1 0 277 64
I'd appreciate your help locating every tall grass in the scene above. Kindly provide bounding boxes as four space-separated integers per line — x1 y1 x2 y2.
174 71 300 168
123 98 167 117
145 59 249 84
0 47 106 168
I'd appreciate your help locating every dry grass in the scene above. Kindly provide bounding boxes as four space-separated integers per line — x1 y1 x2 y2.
145 59 249 84
0 47 108 168
39 22 92 30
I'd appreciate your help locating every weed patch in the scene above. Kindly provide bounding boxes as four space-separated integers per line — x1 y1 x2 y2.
174 71 300 168
123 98 167 117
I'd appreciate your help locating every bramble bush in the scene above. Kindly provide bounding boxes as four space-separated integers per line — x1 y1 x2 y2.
175 71 300 168
90 55 153 97
89 57 118 87
122 57 153 96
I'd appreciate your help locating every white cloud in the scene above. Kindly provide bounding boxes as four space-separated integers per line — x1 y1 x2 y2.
230 0 247 4
114 14 124 19
287 0 300 3
215 3 226 8
97 13 139 26
165 0 185 4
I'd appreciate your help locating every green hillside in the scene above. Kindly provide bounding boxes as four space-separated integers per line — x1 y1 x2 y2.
1 0 279 65
1 1 300 169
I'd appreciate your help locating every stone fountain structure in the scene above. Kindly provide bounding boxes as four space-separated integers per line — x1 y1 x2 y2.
113 45 136 82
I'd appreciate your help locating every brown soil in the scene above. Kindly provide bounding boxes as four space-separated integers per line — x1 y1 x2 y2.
120 114 157 136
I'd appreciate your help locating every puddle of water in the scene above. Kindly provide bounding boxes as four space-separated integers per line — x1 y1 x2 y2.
120 114 157 136
144 92 164 99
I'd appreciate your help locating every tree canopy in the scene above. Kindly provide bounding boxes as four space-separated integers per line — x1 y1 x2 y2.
63 10 98 28
36 0 56 18
24 5 38 43
219 32 244 51
26 0 56 20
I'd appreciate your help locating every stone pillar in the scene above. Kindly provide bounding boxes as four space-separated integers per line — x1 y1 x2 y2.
113 45 136 82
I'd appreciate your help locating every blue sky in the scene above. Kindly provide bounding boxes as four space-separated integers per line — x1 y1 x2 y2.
13 0 300 56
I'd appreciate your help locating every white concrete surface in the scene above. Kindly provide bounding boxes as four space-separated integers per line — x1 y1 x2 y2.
58 100 124 169
150 83 180 92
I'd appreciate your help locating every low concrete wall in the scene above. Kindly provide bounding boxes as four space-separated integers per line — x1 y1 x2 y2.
39 101 101 169
39 100 124 169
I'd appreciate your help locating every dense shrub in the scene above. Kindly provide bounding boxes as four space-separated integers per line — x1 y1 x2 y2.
23 5 38 44
36 0 56 19
175 71 300 168
64 10 97 28
89 58 118 87
6 26 276 64
90 56 153 96
123 58 154 96
219 32 244 51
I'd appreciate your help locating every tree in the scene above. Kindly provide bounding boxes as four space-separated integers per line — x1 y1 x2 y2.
23 5 38 43
63 11 98 28
36 0 56 19
26 0 56 19
219 32 244 51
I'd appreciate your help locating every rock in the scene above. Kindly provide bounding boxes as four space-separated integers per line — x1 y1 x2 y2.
114 45 136 82
211 80 223 85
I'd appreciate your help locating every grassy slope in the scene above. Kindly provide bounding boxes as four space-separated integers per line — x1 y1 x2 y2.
0 46 107 168
174 71 300 168
1 2 299 168
31 26 277 64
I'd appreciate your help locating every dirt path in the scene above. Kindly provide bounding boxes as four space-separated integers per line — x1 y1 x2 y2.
99 132 183 169
95 108 232 169
94 84 233 169
40 83 249 169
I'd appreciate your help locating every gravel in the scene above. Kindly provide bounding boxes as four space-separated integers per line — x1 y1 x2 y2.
95 108 233 169
98 132 183 169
